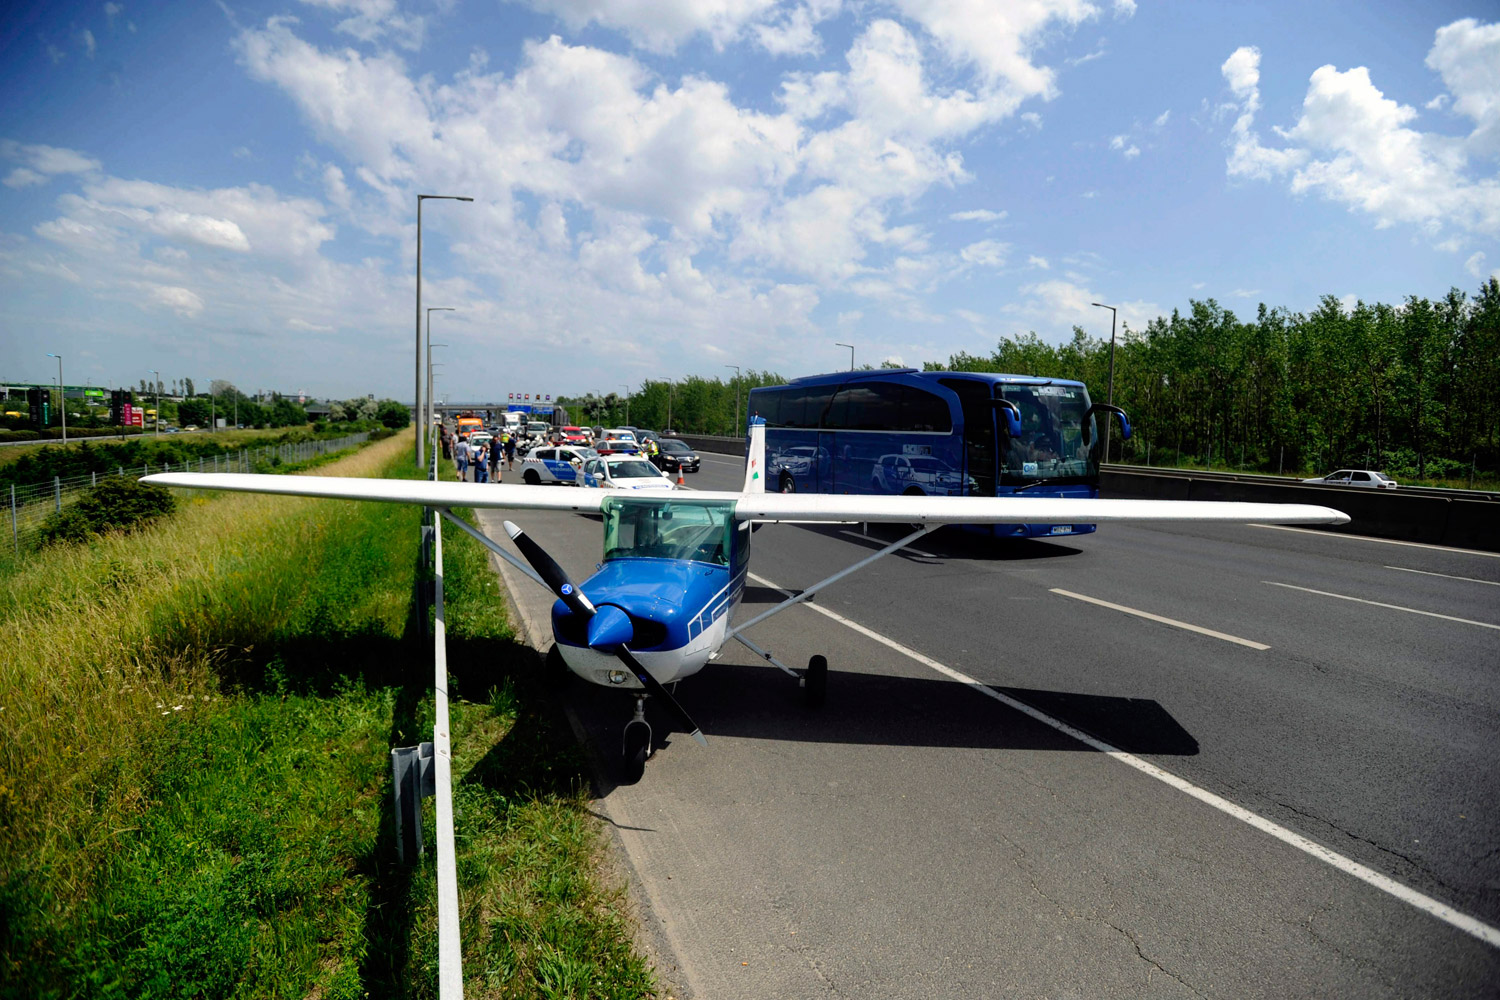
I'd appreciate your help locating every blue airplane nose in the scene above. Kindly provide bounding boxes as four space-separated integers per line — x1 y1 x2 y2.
587 605 635 650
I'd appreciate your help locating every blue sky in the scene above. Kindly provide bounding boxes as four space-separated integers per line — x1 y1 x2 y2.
1 1 1496 401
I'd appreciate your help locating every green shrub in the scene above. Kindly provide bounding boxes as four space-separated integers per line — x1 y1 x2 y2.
38 478 177 545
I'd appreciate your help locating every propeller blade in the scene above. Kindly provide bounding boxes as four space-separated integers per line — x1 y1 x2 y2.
503 520 596 617
587 605 635 650
616 646 708 747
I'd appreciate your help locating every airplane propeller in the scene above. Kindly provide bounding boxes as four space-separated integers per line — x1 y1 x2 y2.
503 520 708 747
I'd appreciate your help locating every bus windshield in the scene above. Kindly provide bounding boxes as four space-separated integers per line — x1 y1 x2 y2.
602 498 733 565
999 383 1095 486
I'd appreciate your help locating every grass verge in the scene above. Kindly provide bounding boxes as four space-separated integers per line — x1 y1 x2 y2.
0 431 654 998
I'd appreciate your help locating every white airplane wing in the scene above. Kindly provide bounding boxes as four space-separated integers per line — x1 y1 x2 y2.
143 472 1348 526
142 473 611 514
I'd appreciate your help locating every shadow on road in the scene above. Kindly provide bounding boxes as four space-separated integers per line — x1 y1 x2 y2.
565 658 1197 791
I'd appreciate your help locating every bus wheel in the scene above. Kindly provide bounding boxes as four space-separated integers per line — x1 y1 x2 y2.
779 473 796 494
804 655 827 709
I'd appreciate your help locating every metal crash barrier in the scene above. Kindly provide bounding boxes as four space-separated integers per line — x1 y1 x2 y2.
390 437 464 997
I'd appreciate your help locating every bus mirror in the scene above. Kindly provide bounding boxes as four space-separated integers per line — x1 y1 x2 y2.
991 399 1022 437
1082 403 1131 443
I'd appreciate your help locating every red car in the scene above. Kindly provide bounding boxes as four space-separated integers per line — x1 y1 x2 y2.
561 425 590 445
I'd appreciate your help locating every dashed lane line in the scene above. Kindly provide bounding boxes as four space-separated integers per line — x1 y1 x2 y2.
744 569 1500 950
1049 588 1270 650
1263 581 1500 631
1386 565 1500 587
1251 523 1500 558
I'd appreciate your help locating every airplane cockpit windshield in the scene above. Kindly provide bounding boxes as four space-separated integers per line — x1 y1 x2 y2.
602 498 735 566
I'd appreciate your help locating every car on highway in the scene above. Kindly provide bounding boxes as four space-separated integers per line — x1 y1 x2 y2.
651 437 701 474
519 445 597 485
578 454 678 492
1301 469 1399 489
561 425 590 445
595 438 641 456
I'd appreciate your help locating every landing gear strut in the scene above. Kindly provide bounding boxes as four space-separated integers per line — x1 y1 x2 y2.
620 695 652 784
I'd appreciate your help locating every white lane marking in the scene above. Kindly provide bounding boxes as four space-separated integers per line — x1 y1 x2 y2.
745 569 1500 950
1050 588 1270 650
1251 523 1500 559
699 454 743 466
1386 565 1500 587
1264 581 1500 631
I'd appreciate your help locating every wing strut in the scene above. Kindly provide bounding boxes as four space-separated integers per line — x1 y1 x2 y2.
724 524 937 641
434 507 551 594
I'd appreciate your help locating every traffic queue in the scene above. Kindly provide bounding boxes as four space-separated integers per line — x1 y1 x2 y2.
438 415 701 493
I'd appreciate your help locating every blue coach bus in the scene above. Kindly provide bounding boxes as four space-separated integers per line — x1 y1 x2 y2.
747 369 1130 538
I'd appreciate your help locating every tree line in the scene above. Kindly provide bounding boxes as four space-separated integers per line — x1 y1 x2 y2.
566 280 1498 484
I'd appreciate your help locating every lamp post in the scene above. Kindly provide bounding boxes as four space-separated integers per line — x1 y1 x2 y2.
426 306 454 439
148 369 160 435
724 365 741 435
46 354 65 443
415 193 473 468
835 342 854 371
664 379 674 432
620 384 630 426
1091 302 1118 462
428 362 446 435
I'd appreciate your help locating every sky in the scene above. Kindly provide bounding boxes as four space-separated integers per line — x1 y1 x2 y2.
0 0 1497 402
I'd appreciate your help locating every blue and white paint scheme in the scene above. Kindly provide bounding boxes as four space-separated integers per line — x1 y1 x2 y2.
142 418 1349 780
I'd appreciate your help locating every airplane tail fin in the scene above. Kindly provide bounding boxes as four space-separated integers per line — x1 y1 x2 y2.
742 416 766 493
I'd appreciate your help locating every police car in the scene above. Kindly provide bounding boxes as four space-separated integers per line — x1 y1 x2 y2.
579 454 678 492
518 446 597 486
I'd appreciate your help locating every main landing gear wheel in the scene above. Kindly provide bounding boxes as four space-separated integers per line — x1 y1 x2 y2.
621 719 651 784
804 654 827 709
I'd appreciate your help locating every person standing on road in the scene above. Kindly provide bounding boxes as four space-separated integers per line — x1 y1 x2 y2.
441 426 452 460
489 434 503 483
504 431 516 470
471 438 489 483
455 436 468 481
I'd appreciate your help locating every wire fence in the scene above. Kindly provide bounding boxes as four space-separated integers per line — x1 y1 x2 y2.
6 432 370 552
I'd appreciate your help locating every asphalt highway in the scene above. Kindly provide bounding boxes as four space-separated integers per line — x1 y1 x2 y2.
476 453 1500 998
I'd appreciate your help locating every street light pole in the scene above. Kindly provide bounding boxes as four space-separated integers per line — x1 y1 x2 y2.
148 369 160 436
620 384 630 426
1091 302 1118 462
724 364 741 435
46 354 65 443
415 193 473 469
835 342 854 371
426 307 454 444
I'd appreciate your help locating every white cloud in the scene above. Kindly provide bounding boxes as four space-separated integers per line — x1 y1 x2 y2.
1153 109 1170 128
144 283 205 318
1 141 102 181
949 209 1006 222
1027 254 1049 268
3 168 46 189
1020 111 1042 129
1007 278 1163 337
1221 24 1500 239
80 29 96 59
511 0 781 54
1232 287 1261 298
1466 251 1487 277
959 239 1008 267
1425 18 1500 154
753 0 842 57
1426 94 1450 111
299 0 427 51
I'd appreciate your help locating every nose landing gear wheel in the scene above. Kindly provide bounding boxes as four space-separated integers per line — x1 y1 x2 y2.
804 654 827 709
621 719 651 784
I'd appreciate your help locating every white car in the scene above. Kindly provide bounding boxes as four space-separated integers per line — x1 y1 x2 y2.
519 446 597 486
1301 469 1398 490
579 455 678 492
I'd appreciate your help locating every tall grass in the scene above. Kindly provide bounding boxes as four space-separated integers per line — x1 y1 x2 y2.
0 430 655 998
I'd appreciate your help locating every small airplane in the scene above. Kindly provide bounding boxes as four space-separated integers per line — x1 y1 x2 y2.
145 420 1349 782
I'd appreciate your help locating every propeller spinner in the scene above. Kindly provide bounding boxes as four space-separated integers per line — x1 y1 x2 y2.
503 520 708 747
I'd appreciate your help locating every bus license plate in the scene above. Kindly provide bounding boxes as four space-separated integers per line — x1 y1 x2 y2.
1049 525 1073 535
